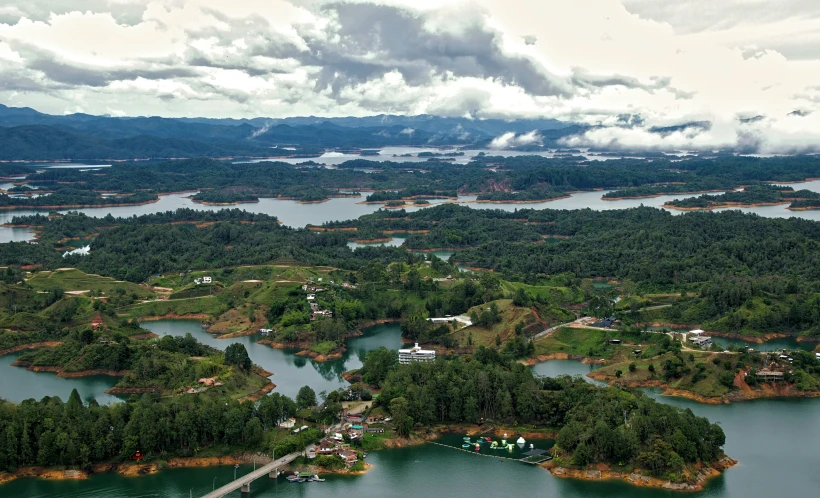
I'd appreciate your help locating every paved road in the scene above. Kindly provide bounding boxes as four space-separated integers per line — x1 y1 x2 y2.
532 320 579 340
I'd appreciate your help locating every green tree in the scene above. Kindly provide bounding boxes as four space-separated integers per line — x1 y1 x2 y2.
361 347 398 387
296 385 317 409
389 396 414 438
224 343 252 371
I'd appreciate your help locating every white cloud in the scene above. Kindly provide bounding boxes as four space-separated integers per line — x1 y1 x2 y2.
0 0 817 150
489 130 542 149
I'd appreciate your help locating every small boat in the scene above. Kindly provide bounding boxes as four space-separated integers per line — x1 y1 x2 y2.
363 453 368 459
485 437 492 442
308 474 325 482
463 437 471 442
516 437 526 445
475 444 480 451
490 441 498 448
506 444 514 450
530 443 534 449
501 439 506 445
286 473 306 483
462 443 472 448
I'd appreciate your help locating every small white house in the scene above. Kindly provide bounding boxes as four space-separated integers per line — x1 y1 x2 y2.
279 418 296 429
194 278 202 285
307 294 316 301
203 276 212 284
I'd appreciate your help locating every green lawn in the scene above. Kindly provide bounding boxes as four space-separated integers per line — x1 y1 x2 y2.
27 269 153 298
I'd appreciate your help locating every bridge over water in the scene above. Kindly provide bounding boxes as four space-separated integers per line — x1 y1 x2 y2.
200 445 314 498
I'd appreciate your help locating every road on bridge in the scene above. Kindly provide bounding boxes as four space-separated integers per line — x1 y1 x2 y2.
200 445 315 498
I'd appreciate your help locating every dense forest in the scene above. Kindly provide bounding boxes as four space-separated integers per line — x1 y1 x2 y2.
6 154 820 206
370 350 726 477
0 389 313 472
665 184 820 209
7 201 820 339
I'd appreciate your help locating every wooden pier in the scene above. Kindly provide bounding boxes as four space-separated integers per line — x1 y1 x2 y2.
426 441 552 465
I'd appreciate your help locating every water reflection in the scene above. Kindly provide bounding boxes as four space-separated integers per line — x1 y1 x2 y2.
140 320 404 398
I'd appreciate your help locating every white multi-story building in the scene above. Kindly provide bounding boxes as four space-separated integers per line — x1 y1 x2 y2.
398 343 436 364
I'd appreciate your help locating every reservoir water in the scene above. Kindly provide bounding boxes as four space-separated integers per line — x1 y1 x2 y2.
0 352 120 405
5 180 820 242
140 320 405 399
2 319 820 496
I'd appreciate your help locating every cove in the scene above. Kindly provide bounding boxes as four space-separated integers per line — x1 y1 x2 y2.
4 354 820 497
0 352 120 405
140 320 405 399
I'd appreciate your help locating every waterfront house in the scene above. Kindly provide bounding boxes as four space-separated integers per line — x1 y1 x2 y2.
339 450 358 466
317 439 339 455
690 336 712 348
398 343 436 364
259 328 273 335
756 368 785 381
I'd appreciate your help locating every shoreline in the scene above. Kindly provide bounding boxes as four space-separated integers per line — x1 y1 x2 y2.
542 456 737 492
190 199 260 206
0 198 162 210
472 195 571 204
663 201 790 211
602 189 725 200
0 341 62 357
136 312 213 322
0 423 733 491
587 371 820 404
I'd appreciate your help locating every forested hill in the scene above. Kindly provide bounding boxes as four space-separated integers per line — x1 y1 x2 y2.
0 125 276 161
0 104 581 160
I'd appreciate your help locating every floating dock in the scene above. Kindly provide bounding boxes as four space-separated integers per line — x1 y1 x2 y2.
427 441 552 465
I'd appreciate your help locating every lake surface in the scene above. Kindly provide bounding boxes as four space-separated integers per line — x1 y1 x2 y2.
140 320 405 399
4 179 820 242
711 335 816 352
5 378 820 497
3 321 820 497
0 352 120 405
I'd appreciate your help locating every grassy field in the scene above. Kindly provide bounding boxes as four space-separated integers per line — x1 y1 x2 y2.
594 351 735 398
500 281 583 305
454 299 543 347
535 326 671 361
123 295 227 318
27 269 153 298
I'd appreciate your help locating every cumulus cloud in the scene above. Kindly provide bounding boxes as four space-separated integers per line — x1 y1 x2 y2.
489 130 542 149
0 1 818 151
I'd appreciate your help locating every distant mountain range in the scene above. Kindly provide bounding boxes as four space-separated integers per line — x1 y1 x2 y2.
0 104 578 161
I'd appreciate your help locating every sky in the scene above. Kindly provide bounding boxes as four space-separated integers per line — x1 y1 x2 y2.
1 0 820 151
